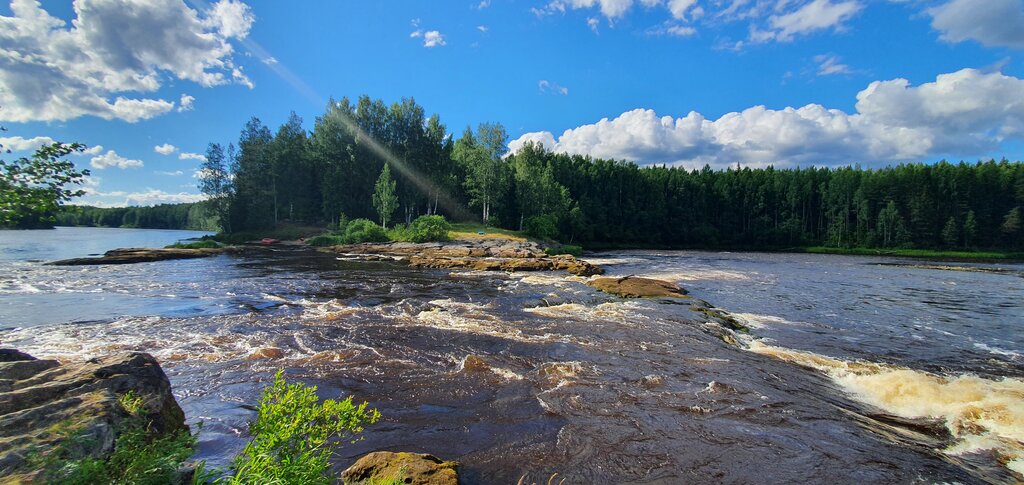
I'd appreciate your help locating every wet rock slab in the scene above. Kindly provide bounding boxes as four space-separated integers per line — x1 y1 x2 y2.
0 349 187 481
587 275 688 298
323 240 604 277
341 451 458 485
46 247 236 266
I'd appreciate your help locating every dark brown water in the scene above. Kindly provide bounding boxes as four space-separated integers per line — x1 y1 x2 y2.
2 228 1022 483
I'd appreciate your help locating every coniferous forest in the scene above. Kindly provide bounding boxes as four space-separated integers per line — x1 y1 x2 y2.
193 95 1022 251
55 203 218 231
66 95 1023 251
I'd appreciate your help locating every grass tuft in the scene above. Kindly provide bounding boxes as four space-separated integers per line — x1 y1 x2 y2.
166 240 222 249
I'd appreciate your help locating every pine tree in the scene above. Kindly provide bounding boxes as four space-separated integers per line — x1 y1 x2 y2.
373 163 398 229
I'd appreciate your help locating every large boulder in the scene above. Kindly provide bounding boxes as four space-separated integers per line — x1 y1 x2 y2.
587 276 688 298
341 451 458 485
0 350 187 481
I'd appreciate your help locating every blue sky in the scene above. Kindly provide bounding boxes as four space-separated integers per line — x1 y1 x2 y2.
2 0 1024 206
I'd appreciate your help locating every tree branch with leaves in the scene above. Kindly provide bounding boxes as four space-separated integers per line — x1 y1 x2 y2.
1 142 90 228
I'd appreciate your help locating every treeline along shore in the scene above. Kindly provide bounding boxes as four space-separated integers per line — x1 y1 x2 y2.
62 95 1024 253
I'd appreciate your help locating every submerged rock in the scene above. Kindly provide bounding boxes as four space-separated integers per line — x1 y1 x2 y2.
0 350 187 481
587 276 688 298
341 451 459 485
45 247 236 266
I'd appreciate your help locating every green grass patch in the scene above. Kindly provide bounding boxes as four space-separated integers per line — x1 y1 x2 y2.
31 392 195 485
305 234 346 247
166 240 222 249
449 222 528 242
802 246 1024 260
545 245 583 257
212 224 326 244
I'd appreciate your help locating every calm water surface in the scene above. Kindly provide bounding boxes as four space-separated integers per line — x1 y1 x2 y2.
1 227 1022 483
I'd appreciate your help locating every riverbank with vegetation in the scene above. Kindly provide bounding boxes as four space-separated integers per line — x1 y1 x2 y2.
800 246 1024 261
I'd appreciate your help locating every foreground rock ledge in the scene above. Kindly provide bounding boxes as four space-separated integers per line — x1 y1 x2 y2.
0 349 187 481
46 247 237 266
324 240 604 277
341 451 458 485
587 276 689 298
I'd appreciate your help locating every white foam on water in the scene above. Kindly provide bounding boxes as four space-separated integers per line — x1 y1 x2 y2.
642 269 751 282
412 299 557 343
518 274 573 286
974 342 1022 359
579 257 644 266
296 298 372 322
524 301 648 321
748 340 1024 476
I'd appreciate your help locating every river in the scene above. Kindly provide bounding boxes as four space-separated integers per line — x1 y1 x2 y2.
1 227 1022 483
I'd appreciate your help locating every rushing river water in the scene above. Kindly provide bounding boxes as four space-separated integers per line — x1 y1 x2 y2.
1 227 1022 484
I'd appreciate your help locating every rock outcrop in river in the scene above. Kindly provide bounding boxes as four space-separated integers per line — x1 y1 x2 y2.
46 247 237 266
0 349 187 481
322 239 604 276
586 275 689 298
341 451 459 485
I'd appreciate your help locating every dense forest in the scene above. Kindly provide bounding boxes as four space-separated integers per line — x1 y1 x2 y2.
199 95 1024 251
55 202 218 231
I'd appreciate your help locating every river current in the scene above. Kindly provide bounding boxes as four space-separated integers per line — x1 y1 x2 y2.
1 227 1022 483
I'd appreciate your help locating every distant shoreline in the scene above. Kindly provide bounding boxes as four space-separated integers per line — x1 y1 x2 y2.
13 225 1024 263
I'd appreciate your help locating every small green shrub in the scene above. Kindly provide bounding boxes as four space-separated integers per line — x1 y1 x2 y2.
305 235 346 247
225 371 380 485
386 225 413 242
525 214 559 240
166 240 222 249
328 212 350 234
408 215 451 243
342 219 389 244
545 245 583 257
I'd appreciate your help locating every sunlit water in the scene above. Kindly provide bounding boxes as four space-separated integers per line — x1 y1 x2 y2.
1 228 1022 483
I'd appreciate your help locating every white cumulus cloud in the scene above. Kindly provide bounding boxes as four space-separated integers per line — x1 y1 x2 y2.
928 0 1024 49
0 136 103 155
760 0 862 42
179 152 206 161
423 30 447 47
0 135 57 151
0 0 255 123
508 68 1024 168
154 143 178 155
177 94 195 112
90 150 144 169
